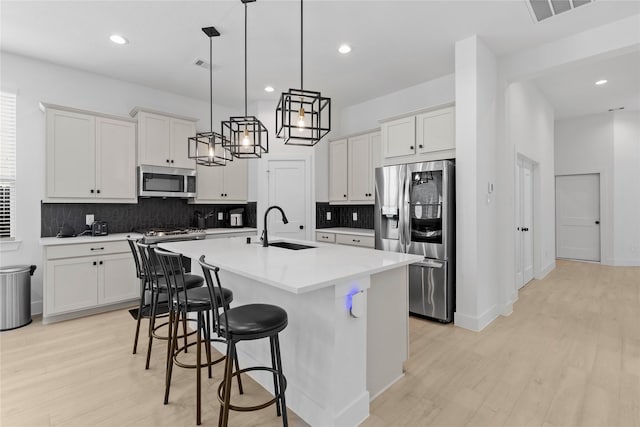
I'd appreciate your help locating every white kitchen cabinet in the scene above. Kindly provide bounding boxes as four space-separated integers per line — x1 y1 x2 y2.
132 108 197 169
44 104 137 202
381 106 456 164
43 240 138 321
329 138 348 202
315 229 375 249
382 116 415 158
416 106 455 153
330 131 380 204
195 158 248 203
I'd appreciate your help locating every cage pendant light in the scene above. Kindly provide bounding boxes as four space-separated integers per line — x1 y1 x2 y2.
188 26 233 167
222 0 268 159
275 0 331 146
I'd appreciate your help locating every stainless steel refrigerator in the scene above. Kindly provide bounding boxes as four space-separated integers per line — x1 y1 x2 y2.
374 160 455 322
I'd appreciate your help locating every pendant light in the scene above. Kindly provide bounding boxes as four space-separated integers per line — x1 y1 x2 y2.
188 26 232 167
275 0 331 146
222 0 268 159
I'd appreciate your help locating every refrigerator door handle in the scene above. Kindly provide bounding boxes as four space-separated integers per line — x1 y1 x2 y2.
398 165 407 253
403 165 411 253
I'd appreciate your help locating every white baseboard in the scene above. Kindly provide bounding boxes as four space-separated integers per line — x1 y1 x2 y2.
31 300 43 316
612 258 640 267
454 304 500 332
501 303 513 316
536 261 556 280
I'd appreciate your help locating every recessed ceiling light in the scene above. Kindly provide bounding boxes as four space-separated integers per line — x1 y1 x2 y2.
338 44 351 54
264 86 275 93
595 79 608 86
110 34 128 45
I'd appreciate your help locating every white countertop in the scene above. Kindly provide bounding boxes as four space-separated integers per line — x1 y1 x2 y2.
316 227 374 237
40 227 257 246
159 236 421 294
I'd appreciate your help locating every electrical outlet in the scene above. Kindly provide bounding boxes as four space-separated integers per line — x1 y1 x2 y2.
326 212 332 221
352 212 358 221
217 212 224 221
85 214 94 226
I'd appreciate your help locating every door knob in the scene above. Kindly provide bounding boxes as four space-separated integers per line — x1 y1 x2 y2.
595 220 600 224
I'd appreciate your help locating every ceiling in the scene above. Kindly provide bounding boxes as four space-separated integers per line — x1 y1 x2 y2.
1 1 639 110
534 50 640 119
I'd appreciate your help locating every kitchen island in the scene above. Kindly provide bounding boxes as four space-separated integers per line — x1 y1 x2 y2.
159 236 422 427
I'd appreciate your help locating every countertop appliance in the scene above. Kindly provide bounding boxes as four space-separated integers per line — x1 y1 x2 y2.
91 221 108 236
139 228 207 244
375 160 455 323
230 208 244 227
138 165 196 198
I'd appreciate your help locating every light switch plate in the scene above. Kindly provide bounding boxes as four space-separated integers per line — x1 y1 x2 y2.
352 212 358 221
326 212 331 221
218 212 224 220
85 214 94 226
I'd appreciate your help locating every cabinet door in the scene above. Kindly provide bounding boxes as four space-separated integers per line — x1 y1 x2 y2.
382 116 415 158
195 162 225 201
46 109 96 198
46 258 98 315
348 134 371 202
416 107 455 153
369 132 381 201
95 117 137 199
171 119 196 169
98 253 138 304
223 158 248 202
329 139 348 202
138 112 171 166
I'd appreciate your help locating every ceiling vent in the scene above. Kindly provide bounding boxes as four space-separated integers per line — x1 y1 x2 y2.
192 57 210 70
526 0 594 23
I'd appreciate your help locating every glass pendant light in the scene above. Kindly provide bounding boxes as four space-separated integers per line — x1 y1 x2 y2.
222 0 268 159
188 26 232 166
275 0 331 146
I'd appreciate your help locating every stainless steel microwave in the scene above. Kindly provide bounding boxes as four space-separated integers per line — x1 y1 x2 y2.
138 165 196 198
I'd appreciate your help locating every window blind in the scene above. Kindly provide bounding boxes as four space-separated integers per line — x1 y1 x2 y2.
0 91 17 239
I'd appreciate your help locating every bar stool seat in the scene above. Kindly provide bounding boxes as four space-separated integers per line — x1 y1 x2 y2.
222 304 288 338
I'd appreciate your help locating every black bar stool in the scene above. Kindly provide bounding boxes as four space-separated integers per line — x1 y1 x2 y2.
136 242 203 370
126 237 147 355
198 255 289 427
154 248 242 426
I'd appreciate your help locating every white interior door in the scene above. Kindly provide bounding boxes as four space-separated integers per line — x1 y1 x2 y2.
515 158 534 290
267 159 308 240
556 174 601 262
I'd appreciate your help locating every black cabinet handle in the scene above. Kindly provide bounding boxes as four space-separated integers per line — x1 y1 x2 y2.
93 261 97 266
99 261 103 265
419 145 423 149
595 221 600 225
221 193 224 197
90 189 94 193
409 146 414 150
166 159 170 163
353 239 360 243
90 247 104 251
344 194 347 198
96 189 100 194
170 160 174 164
299 225 304 230
517 227 520 231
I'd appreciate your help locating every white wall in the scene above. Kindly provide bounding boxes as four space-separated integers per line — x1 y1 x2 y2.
0 52 237 314
453 36 500 331
507 81 556 281
555 110 640 266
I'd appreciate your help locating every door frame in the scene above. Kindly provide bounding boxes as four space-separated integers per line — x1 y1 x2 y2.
257 153 315 241
554 172 602 263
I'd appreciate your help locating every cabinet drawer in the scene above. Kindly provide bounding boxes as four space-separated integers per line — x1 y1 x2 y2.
46 240 130 260
336 234 375 248
316 232 336 243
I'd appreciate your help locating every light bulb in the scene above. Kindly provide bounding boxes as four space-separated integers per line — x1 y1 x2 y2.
297 107 306 132
241 128 251 146
208 145 214 159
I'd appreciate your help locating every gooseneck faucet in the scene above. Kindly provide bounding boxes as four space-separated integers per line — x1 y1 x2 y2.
262 206 289 247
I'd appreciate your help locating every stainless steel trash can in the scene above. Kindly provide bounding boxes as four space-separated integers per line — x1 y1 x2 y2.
0 265 36 331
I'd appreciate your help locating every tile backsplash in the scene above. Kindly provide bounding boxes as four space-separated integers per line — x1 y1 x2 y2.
316 202 374 229
41 199 257 237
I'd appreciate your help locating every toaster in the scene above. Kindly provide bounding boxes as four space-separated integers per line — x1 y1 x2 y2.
91 221 109 236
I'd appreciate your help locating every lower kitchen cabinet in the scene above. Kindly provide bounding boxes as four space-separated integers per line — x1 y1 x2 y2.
316 229 375 249
44 240 138 321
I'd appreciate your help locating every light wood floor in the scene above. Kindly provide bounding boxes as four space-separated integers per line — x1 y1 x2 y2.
1 260 639 427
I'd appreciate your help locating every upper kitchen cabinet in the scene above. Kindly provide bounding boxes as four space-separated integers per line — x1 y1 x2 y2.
130 107 197 169
194 158 248 204
44 104 137 203
381 105 455 165
329 131 380 205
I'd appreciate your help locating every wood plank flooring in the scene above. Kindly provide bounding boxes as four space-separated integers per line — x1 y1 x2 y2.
1 260 638 426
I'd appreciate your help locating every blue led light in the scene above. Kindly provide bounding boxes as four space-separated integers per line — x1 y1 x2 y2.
345 287 360 311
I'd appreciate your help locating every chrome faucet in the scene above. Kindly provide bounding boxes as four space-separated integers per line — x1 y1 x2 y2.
262 206 289 247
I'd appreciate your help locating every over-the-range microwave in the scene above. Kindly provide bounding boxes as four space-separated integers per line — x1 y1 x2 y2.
138 165 196 198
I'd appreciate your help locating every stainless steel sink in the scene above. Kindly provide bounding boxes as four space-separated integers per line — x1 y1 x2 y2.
268 241 315 250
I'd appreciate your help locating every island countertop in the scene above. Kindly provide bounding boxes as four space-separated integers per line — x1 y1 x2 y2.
159 236 422 294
